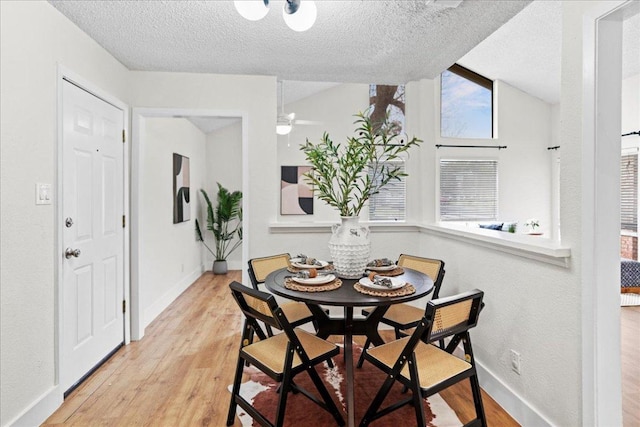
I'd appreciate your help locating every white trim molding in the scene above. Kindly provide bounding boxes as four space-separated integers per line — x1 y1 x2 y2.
5 386 61 427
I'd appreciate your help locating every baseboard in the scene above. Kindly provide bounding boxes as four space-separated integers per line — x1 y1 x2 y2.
142 266 203 331
4 385 62 427
476 359 554 426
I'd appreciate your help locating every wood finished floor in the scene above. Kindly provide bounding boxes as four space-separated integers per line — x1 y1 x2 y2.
621 304 639 427
43 271 635 426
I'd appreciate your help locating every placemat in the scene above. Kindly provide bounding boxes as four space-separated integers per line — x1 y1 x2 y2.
287 264 336 274
354 282 415 297
284 278 342 292
365 267 404 277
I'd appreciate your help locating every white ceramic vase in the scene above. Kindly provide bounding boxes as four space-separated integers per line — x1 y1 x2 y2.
328 216 371 279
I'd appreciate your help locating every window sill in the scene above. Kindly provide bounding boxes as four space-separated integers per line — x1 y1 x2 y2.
267 221 571 267
419 223 571 267
268 221 419 234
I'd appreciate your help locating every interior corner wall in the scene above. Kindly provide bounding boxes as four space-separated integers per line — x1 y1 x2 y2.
431 78 554 233
140 118 207 328
128 71 277 265
204 122 243 270
272 82 421 261
0 1 130 425
277 83 369 223
417 23 579 427
621 73 639 150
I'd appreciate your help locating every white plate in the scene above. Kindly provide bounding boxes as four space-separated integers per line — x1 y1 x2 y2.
359 277 406 291
290 258 329 269
367 264 397 272
291 274 335 285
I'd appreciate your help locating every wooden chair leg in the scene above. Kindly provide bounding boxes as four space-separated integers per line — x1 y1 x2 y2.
226 355 246 426
470 374 488 427
356 337 372 368
307 362 345 426
274 369 292 427
359 374 396 427
408 360 426 427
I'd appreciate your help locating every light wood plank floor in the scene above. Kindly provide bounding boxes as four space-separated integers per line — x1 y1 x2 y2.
43 271 523 426
621 304 639 427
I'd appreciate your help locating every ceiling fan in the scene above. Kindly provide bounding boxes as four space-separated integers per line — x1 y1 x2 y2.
276 81 322 135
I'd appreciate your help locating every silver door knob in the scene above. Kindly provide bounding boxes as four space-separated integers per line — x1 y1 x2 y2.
65 247 81 259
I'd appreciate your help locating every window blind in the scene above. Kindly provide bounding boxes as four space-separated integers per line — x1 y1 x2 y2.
440 159 498 221
621 154 637 231
368 162 405 221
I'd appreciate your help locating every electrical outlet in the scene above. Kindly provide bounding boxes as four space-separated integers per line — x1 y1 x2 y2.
511 349 521 375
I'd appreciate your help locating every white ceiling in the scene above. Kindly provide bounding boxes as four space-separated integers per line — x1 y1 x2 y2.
49 0 639 131
49 0 530 83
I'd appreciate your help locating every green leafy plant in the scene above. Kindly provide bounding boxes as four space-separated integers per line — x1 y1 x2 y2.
300 110 422 217
195 183 243 261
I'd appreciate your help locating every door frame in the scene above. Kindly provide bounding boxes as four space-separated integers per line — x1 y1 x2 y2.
581 1 637 425
55 66 131 389
130 108 249 341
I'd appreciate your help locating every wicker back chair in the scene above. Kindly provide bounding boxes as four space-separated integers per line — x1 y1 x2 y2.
359 289 486 427
247 253 315 332
357 254 445 368
248 253 291 289
226 281 344 427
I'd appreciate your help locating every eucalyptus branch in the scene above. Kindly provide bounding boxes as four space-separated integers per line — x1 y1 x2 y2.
300 109 422 217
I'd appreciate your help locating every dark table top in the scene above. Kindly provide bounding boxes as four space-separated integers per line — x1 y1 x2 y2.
264 267 434 307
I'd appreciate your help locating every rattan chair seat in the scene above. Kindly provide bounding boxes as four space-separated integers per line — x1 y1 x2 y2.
242 329 337 375
367 336 471 389
381 304 424 326
281 301 313 323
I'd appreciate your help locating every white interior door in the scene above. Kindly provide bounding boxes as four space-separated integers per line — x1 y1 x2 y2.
61 80 125 393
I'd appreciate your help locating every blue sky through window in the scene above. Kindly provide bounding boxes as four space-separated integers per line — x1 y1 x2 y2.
441 70 492 139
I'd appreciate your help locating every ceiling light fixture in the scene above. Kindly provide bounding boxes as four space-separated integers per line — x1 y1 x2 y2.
235 0 317 32
276 81 293 135
234 0 269 21
283 0 317 32
276 119 293 135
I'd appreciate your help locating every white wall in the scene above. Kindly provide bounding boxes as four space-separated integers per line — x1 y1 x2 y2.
277 83 369 223
621 73 640 151
0 1 130 425
203 121 243 270
129 71 278 266
140 118 206 328
1 0 626 425
433 79 554 235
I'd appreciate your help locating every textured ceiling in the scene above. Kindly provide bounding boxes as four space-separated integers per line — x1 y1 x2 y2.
459 1 639 104
49 0 638 131
49 0 530 84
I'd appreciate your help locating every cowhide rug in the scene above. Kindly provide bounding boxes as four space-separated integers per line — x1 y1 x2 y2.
228 343 462 426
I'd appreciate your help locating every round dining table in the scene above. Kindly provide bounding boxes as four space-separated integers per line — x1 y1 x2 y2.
265 267 434 427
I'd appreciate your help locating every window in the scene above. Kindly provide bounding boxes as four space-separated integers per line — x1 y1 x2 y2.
368 161 405 221
440 159 498 221
621 153 637 231
441 64 493 139
369 84 405 134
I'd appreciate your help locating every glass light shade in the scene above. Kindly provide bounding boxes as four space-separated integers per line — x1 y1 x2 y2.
283 0 316 32
276 123 292 135
234 0 269 21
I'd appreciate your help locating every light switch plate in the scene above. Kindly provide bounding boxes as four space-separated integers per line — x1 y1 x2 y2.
36 183 52 205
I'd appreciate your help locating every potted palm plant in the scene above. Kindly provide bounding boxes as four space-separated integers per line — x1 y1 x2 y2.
300 110 422 278
195 183 243 275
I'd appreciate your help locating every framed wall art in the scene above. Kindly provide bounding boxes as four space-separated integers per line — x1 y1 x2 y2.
173 153 190 223
281 165 313 215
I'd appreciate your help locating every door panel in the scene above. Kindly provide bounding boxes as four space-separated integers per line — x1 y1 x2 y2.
61 80 124 393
